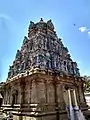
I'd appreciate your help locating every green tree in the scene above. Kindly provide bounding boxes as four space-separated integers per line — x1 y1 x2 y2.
84 76 90 93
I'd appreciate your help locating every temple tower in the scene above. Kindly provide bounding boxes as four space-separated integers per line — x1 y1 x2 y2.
2 19 87 120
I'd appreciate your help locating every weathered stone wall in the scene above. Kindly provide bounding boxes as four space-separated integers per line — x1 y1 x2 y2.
3 73 87 120
13 114 68 120
4 74 86 107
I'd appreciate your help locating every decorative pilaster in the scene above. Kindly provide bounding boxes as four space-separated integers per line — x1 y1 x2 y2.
19 78 25 107
57 84 66 110
78 86 86 107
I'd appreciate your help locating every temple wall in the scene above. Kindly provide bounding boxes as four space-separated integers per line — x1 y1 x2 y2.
18 81 22 104
78 86 87 108
79 87 85 103
3 77 86 107
24 79 30 104
4 76 85 108
57 84 66 110
47 81 55 103
31 79 38 103
36 80 46 104
2 74 87 120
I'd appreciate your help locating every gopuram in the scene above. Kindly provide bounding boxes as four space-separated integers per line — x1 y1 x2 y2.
1 18 89 120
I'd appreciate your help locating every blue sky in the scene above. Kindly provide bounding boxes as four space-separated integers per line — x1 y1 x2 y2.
0 0 90 82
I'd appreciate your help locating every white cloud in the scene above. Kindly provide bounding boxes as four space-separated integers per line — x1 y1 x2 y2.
79 26 90 37
88 31 90 36
0 14 11 20
79 27 87 32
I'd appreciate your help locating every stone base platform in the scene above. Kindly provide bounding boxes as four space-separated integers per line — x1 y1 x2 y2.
13 111 68 120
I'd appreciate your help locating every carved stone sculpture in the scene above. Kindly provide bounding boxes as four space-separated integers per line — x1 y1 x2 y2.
29 21 35 30
47 19 54 30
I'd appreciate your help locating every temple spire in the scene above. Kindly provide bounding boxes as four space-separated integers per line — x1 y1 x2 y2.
7 19 80 79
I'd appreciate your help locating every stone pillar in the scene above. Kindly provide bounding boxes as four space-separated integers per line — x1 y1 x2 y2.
75 88 80 106
68 89 72 106
73 90 78 107
68 89 75 120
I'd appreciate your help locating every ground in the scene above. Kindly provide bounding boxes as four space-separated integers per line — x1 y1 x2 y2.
0 112 4 120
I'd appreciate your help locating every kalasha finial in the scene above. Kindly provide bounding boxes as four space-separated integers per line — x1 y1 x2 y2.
40 18 43 22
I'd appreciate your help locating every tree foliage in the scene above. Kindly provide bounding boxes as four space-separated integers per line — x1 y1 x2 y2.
84 76 90 93
0 82 5 97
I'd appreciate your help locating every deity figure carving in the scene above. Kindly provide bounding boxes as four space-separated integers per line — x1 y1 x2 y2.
20 62 24 72
15 50 22 61
71 62 80 76
37 23 45 30
76 68 80 76
73 62 80 76
29 21 35 30
47 19 54 30
8 66 12 78
29 40 33 50
10 66 14 77
23 36 28 45
68 62 74 75
67 61 71 74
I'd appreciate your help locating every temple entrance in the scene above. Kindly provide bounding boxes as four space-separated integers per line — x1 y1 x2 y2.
63 88 78 120
63 88 77 108
63 88 86 120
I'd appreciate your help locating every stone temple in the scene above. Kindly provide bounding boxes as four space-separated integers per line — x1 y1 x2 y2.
1 18 89 120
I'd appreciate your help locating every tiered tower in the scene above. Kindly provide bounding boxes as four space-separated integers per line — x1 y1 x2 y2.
8 18 80 79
